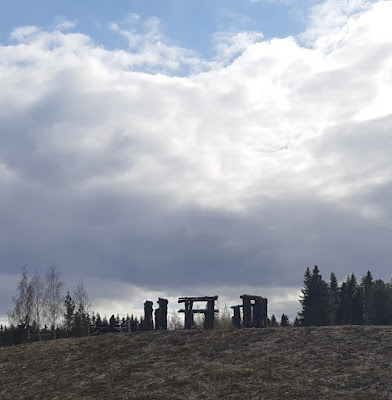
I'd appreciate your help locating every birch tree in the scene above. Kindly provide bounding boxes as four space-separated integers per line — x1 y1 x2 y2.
45 265 64 339
73 282 91 336
31 272 45 341
8 267 34 340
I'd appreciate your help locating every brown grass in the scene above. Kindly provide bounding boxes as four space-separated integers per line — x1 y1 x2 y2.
1 326 392 399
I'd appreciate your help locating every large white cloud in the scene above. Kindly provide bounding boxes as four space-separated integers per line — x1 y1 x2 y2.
1 0 392 319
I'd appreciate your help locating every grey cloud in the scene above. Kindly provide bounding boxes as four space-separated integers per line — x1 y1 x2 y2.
1 1 392 320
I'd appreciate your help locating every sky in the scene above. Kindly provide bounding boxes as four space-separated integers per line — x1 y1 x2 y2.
1 0 391 325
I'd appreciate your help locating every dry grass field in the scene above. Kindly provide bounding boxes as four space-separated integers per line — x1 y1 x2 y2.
1 326 392 399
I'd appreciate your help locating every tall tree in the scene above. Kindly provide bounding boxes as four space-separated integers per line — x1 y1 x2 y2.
8 267 34 341
64 291 75 335
270 314 279 327
45 265 64 339
339 274 363 325
362 271 374 325
298 266 330 326
73 282 91 337
31 272 45 341
367 279 392 325
280 314 289 327
328 272 340 325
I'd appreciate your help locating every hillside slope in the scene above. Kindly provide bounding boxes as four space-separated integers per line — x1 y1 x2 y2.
1 326 392 399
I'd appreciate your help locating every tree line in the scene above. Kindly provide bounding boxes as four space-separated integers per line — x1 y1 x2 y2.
0 266 170 347
3 264 392 347
297 266 392 326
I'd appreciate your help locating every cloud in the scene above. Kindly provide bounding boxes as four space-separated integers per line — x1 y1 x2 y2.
108 13 208 75
1 1 392 319
54 17 77 32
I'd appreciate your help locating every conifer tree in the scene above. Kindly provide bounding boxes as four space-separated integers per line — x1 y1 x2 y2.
328 272 340 325
270 314 279 327
280 314 289 327
362 271 374 325
130 315 139 331
339 274 363 325
64 291 75 335
367 279 392 325
109 315 116 329
298 266 330 326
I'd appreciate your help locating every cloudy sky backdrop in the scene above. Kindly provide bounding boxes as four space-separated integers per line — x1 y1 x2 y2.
1 0 392 324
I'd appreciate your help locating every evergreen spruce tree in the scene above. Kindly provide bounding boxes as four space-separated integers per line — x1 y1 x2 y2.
64 291 75 336
298 267 312 325
338 280 347 324
351 274 364 325
362 271 374 325
298 266 330 326
109 315 116 328
280 314 289 327
339 274 363 325
367 279 392 325
293 317 301 327
130 315 139 332
270 314 279 327
328 272 340 325
95 313 103 328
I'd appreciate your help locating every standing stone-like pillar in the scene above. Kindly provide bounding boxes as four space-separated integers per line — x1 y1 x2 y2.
253 299 263 328
231 305 241 329
184 299 194 330
155 298 168 330
261 298 268 327
204 299 215 330
144 300 154 331
241 296 252 328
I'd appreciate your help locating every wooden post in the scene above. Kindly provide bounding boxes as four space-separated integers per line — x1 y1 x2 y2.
253 299 263 328
204 299 215 330
231 305 241 329
184 299 194 330
241 296 252 328
155 298 168 330
261 298 268 327
144 300 154 331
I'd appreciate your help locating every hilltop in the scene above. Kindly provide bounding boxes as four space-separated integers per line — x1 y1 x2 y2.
1 326 392 399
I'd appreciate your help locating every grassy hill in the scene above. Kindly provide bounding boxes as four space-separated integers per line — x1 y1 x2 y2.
1 326 392 399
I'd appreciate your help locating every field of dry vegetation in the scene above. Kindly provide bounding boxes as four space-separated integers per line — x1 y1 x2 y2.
1 326 392 399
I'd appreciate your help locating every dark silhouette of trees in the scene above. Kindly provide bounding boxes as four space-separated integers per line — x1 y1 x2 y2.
73 282 91 337
328 272 339 325
270 314 279 327
338 274 363 325
367 279 392 325
299 266 330 326
280 314 289 327
362 271 374 325
298 266 392 327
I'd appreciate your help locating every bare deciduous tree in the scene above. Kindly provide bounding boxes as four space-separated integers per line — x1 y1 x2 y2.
73 281 91 336
45 265 64 339
31 272 45 341
73 282 91 314
8 267 34 340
